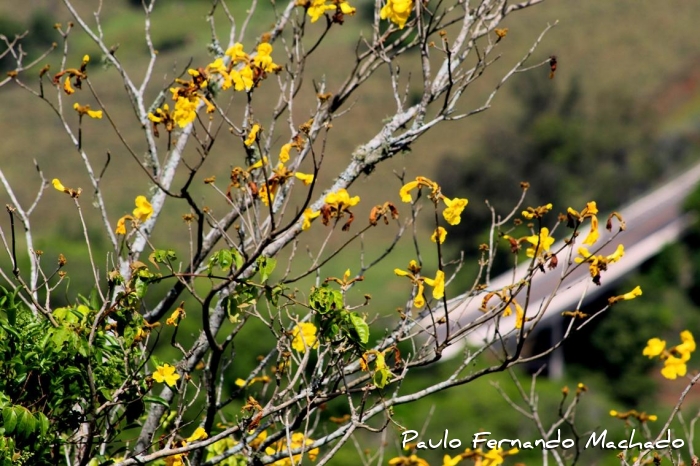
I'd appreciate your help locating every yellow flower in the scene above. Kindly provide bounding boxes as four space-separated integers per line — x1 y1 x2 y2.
82 54 90 65
431 226 447 244
274 432 320 466
235 378 246 387
73 102 103 119
153 364 180 387
388 454 429 466
443 454 462 466
399 180 419 202
424 270 445 300
291 322 319 352
340 1 356 15
133 195 153 222
231 65 254 92
258 183 275 206
294 172 314 185
166 306 185 326
245 124 260 147
442 197 468 225
608 285 642 304
115 215 129 235
165 454 185 466
525 227 554 259
253 43 278 73
325 188 360 207
302 208 320 230
609 410 618 417
661 355 687 380
307 0 337 22
380 0 414 29
643 338 666 358
185 427 208 443
606 244 625 263
399 176 440 203
522 203 553 220
513 300 525 329
582 214 599 246
413 280 426 308
205 58 232 89
482 447 519 466
395 264 443 307
172 95 199 128
279 143 293 163
52 178 67 192
248 157 269 170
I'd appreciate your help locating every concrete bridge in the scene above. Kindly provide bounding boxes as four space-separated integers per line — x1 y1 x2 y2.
435 161 700 362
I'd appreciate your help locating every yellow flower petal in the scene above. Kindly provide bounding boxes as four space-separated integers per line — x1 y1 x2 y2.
245 124 260 147
295 172 314 186
431 226 447 244
52 178 67 192
643 338 665 358
399 180 419 203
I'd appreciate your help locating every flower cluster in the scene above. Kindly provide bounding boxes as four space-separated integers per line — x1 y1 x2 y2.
643 330 696 380
53 54 89 95
394 260 445 308
575 244 625 285
400 176 468 226
206 430 318 466
219 140 314 208
390 445 519 466
164 41 281 128
147 103 174 137
291 322 319 353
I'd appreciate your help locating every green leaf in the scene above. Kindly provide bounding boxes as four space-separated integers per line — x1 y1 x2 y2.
134 277 148 299
373 367 391 389
265 285 284 306
309 286 344 314
232 249 244 270
348 312 370 345
2 408 17 434
151 249 177 264
89 287 101 311
143 396 171 408
257 256 276 283
36 413 49 437
217 249 233 270
14 407 35 440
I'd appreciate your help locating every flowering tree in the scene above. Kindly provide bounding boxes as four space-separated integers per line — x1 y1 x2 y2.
0 1 697 466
